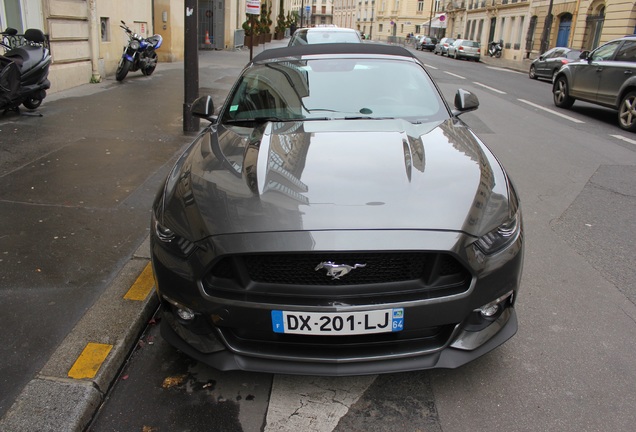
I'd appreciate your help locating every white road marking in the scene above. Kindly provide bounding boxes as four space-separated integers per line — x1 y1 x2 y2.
265 375 376 432
486 66 525 75
610 134 636 146
473 82 507 94
444 71 466 79
518 99 585 123
424 64 438 70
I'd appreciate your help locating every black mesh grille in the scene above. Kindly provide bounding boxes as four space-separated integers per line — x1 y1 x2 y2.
205 251 471 303
246 252 427 285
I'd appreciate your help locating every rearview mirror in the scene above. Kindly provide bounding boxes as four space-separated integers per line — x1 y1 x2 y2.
191 95 216 122
452 89 479 115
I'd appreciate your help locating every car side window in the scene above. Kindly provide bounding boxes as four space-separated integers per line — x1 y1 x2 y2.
615 41 636 63
591 41 621 61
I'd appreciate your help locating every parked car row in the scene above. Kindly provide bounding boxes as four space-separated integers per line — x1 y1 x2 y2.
419 37 481 61
417 32 636 132
551 35 636 132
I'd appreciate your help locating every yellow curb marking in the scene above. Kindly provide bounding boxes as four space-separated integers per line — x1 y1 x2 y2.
68 342 113 379
124 262 154 301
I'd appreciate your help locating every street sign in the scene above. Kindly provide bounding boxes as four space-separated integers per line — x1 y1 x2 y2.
247 0 260 15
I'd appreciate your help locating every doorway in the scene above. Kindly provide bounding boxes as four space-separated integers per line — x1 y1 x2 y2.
556 14 572 47
198 0 224 50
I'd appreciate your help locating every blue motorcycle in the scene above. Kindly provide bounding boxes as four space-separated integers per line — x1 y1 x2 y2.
115 21 162 81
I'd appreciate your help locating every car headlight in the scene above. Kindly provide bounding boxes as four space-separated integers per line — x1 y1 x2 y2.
152 213 197 257
474 211 521 255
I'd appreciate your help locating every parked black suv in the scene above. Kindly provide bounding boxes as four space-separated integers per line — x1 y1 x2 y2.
553 36 636 131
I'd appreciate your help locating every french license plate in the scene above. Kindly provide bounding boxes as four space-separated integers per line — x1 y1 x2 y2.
271 308 404 335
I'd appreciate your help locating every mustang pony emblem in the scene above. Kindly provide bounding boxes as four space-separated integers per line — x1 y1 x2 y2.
315 261 367 280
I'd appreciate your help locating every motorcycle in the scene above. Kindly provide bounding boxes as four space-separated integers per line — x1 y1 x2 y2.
115 21 163 81
0 27 51 114
488 40 503 58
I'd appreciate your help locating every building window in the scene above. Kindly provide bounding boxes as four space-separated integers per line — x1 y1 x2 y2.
100 17 110 42
417 0 424 12
379 23 383 32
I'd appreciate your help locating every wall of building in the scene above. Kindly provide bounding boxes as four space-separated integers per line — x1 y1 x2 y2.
153 0 185 62
97 0 154 77
43 0 92 93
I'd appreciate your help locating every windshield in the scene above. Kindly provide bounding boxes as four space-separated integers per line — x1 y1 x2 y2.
221 58 448 123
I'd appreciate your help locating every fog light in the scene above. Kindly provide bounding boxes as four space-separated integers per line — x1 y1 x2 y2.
480 304 499 317
176 307 195 321
477 291 514 318
163 295 195 321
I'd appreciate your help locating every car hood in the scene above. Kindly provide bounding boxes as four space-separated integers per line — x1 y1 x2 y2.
161 119 512 241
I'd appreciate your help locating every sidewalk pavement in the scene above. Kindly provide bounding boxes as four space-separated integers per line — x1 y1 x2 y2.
480 54 533 74
0 38 286 432
0 37 528 432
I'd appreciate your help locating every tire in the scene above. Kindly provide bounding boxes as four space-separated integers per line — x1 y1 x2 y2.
23 97 42 110
529 65 537 79
495 50 502 58
553 76 575 109
141 52 158 76
618 91 636 132
116 58 132 81
453 51 458 59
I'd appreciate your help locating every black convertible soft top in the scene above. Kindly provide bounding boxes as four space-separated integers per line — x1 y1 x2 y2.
251 43 417 63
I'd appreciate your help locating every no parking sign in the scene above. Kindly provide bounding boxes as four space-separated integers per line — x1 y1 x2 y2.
247 0 260 15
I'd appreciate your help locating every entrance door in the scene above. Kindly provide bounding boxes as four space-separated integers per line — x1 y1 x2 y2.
489 17 496 43
198 0 224 50
556 14 572 47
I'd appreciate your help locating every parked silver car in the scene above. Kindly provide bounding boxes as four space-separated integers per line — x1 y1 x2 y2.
288 27 362 46
529 47 581 82
433 37 456 56
553 36 636 131
448 39 481 61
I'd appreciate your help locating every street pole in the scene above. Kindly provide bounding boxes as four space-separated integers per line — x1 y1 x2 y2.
539 0 554 54
301 0 304 28
183 0 200 133
428 0 435 36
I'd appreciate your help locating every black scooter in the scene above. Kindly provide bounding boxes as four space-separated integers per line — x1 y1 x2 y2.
0 27 52 114
488 40 503 58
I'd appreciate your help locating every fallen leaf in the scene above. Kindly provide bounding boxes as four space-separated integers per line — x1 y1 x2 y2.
162 374 187 389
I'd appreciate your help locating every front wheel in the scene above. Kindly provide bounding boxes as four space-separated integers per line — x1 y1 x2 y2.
495 50 502 58
553 76 575 109
529 65 537 79
23 97 43 110
116 58 132 81
618 91 636 132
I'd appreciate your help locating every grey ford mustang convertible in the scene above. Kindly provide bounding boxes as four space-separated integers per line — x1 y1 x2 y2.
151 43 524 375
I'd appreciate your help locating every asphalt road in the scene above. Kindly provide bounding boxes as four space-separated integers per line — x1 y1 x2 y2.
3 42 636 431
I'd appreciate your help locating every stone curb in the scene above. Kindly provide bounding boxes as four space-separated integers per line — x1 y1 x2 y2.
0 238 158 432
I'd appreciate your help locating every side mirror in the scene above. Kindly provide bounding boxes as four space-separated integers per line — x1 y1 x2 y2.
579 50 590 60
452 89 479 116
191 95 216 121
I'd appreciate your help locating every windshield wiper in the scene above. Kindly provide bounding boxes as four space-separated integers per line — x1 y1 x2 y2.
224 116 297 124
342 116 395 120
